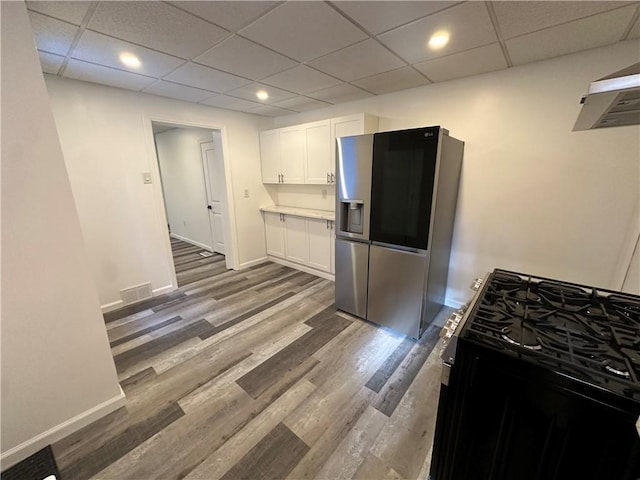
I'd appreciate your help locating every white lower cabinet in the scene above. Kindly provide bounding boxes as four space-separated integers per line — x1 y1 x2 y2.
283 215 309 264
308 218 332 272
264 212 285 257
263 212 334 277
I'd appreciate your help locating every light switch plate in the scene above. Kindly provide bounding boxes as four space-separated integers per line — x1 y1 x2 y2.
142 172 152 184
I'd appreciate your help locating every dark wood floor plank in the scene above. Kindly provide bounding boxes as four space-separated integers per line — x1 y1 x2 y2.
236 313 351 399
199 291 296 341
103 291 187 323
119 366 158 394
109 315 183 347
113 319 216 373
58 402 184 480
220 423 309 480
372 324 441 417
365 337 416 393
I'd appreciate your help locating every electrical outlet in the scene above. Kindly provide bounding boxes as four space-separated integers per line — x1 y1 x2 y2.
244 189 249 198
321 189 327 199
142 172 152 184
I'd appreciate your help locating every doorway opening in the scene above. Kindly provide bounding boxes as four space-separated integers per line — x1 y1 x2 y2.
151 121 232 287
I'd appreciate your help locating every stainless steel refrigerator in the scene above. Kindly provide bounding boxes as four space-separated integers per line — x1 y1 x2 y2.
335 126 464 338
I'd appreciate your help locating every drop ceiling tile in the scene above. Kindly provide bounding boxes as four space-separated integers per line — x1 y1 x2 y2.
73 31 185 78
308 83 373 104
506 6 637 66
38 51 65 75
377 2 497 64
492 1 634 39
26 1 91 25
201 95 263 111
64 59 157 91
88 1 230 59
194 35 296 80
142 81 215 103
309 39 405 82
414 43 507 82
352 66 430 94
239 1 367 62
272 96 333 112
628 16 640 39
226 83 297 103
165 63 250 93
244 104 297 117
261 65 342 94
333 1 459 35
169 1 278 31
28 11 78 56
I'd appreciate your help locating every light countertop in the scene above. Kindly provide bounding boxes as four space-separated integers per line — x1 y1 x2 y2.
260 205 335 221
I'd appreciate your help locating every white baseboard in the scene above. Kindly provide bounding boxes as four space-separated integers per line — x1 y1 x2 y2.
0 387 126 470
100 299 124 313
237 256 269 270
153 284 175 296
170 233 213 252
100 284 176 313
267 256 335 281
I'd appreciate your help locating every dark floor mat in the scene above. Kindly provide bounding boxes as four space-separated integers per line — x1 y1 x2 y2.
2 445 61 480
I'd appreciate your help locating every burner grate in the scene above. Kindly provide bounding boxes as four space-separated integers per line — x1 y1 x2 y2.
462 269 640 401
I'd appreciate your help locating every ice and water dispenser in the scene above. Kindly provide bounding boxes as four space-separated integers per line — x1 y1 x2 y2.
339 200 364 235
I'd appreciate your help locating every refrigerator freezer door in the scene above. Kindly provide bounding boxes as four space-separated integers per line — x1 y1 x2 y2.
367 244 427 338
335 134 373 241
335 238 369 319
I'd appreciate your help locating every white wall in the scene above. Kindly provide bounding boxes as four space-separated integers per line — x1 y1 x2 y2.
155 127 214 249
274 184 335 212
273 41 640 305
44 75 273 311
1 1 124 468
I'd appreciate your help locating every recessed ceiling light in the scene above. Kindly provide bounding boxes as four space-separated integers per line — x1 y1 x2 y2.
119 53 141 68
428 31 450 50
256 90 269 101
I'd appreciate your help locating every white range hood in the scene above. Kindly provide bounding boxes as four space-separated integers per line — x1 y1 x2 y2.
573 63 640 131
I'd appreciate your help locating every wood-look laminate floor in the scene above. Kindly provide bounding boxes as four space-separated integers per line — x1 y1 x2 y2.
52 237 452 480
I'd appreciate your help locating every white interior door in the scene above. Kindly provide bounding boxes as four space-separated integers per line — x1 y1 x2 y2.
201 140 225 254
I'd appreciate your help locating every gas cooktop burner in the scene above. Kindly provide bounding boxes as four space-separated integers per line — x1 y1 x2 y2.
462 269 640 401
500 324 542 351
605 363 631 379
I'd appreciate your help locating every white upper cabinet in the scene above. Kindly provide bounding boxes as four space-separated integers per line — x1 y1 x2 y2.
260 130 280 184
304 120 331 185
330 113 379 176
279 126 305 184
260 113 378 185
259 126 305 184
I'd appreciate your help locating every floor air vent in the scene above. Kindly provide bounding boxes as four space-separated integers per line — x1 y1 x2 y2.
199 251 213 257
120 282 152 305
1 446 61 480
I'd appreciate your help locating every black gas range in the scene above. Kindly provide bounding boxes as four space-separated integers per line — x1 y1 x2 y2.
430 269 640 480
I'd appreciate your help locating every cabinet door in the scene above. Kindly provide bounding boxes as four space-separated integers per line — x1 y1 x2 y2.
264 212 285 257
330 115 367 181
260 131 280 184
280 127 305 184
284 215 309 264
304 121 331 184
307 218 332 272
